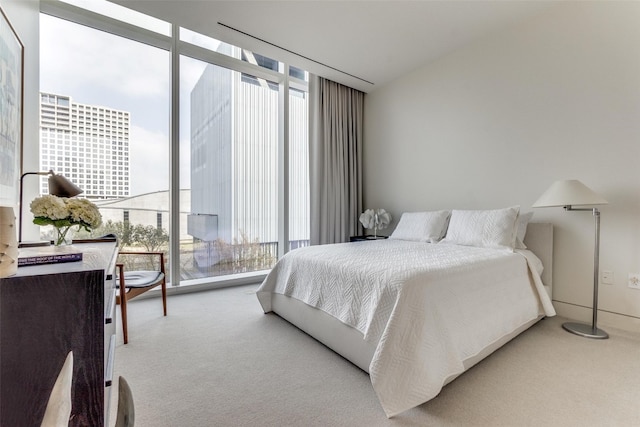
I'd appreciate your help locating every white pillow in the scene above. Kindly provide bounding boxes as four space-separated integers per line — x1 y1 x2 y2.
515 211 534 249
441 206 520 250
389 211 451 243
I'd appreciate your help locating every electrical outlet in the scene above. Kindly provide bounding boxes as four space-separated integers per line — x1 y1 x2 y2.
602 270 614 285
629 273 640 290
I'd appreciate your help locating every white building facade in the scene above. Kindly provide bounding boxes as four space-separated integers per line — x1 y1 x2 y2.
39 92 130 199
188 49 309 261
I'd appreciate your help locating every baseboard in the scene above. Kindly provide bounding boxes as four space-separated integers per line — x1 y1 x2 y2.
553 300 640 334
132 272 266 300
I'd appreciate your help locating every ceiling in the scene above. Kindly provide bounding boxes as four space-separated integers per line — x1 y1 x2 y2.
110 1 555 93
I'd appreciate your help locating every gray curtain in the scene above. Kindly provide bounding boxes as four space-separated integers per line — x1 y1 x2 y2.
309 75 364 245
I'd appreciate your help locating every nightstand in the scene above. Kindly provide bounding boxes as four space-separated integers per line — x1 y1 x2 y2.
350 235 388 242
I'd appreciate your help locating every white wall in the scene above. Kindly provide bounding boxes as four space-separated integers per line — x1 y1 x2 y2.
364 2 640 332
1 0 40 240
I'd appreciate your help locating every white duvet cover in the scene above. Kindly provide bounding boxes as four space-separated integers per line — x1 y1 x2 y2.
257 240 555 417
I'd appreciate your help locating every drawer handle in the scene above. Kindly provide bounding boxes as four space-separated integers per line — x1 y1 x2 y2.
105 289 116 324
105 334 116 387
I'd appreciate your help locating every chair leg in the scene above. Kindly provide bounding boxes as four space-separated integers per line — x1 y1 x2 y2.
120 293 128 345
117 264 129 344
161 279 167 316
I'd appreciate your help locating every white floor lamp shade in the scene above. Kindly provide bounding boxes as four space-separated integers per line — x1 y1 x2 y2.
533 179 609 339
532 180 608 208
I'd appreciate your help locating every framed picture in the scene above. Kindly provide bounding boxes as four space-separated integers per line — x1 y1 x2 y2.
0 6 23 206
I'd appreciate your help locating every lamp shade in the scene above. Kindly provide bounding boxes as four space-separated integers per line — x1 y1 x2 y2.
532 179 607 208
48 173 83 197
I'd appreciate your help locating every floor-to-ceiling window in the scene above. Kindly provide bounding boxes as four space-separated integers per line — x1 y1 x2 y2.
39 0 309 285
180 53 282 280
39 10 172 274
178 30 309 283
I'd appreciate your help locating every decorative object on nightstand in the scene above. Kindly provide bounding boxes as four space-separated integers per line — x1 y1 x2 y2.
0 206 18 278
359 208 392 239
30 194 102 246
18 170 84 247
533 179 609 339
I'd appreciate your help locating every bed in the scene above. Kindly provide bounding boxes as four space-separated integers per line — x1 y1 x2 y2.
257 208 555 417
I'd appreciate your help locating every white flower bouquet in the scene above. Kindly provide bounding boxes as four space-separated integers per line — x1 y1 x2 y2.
359 208 392 238
30 195 102 245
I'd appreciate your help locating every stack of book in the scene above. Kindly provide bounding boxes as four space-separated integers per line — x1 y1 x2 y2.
18 245 83 267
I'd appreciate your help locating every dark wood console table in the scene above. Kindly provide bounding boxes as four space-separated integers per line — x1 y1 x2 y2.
0 241 118 427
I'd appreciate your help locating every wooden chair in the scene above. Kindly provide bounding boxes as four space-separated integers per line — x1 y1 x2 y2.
116 251 167 344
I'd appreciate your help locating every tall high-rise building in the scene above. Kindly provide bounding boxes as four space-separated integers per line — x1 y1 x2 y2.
188 47 309 267
39 92 130 199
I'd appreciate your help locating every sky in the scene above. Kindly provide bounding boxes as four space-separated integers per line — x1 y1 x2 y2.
39 13 209 195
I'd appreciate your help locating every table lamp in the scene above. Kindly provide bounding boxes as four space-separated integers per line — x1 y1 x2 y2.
532 179 608 339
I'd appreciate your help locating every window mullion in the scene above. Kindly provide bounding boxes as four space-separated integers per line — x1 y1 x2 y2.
169 22 180 286
278 65 290 258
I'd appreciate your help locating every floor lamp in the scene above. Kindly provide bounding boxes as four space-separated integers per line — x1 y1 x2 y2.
532 179 609 339
18 170 83 247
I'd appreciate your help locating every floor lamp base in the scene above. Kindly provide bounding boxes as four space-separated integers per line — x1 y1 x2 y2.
562 322 609 339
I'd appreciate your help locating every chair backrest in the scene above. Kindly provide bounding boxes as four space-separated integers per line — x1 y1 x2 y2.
115 376 135 427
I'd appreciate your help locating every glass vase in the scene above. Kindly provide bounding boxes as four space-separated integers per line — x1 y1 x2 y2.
54 226 75 246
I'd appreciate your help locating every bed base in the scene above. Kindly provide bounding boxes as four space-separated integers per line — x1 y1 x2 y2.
268 222 553 394
272 292 376 372
272 293 544 376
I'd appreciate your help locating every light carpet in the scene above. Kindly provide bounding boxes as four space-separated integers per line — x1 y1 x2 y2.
110 284 640 426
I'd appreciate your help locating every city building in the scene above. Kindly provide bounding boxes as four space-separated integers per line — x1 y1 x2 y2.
188 47 309 268
39 92 130 199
